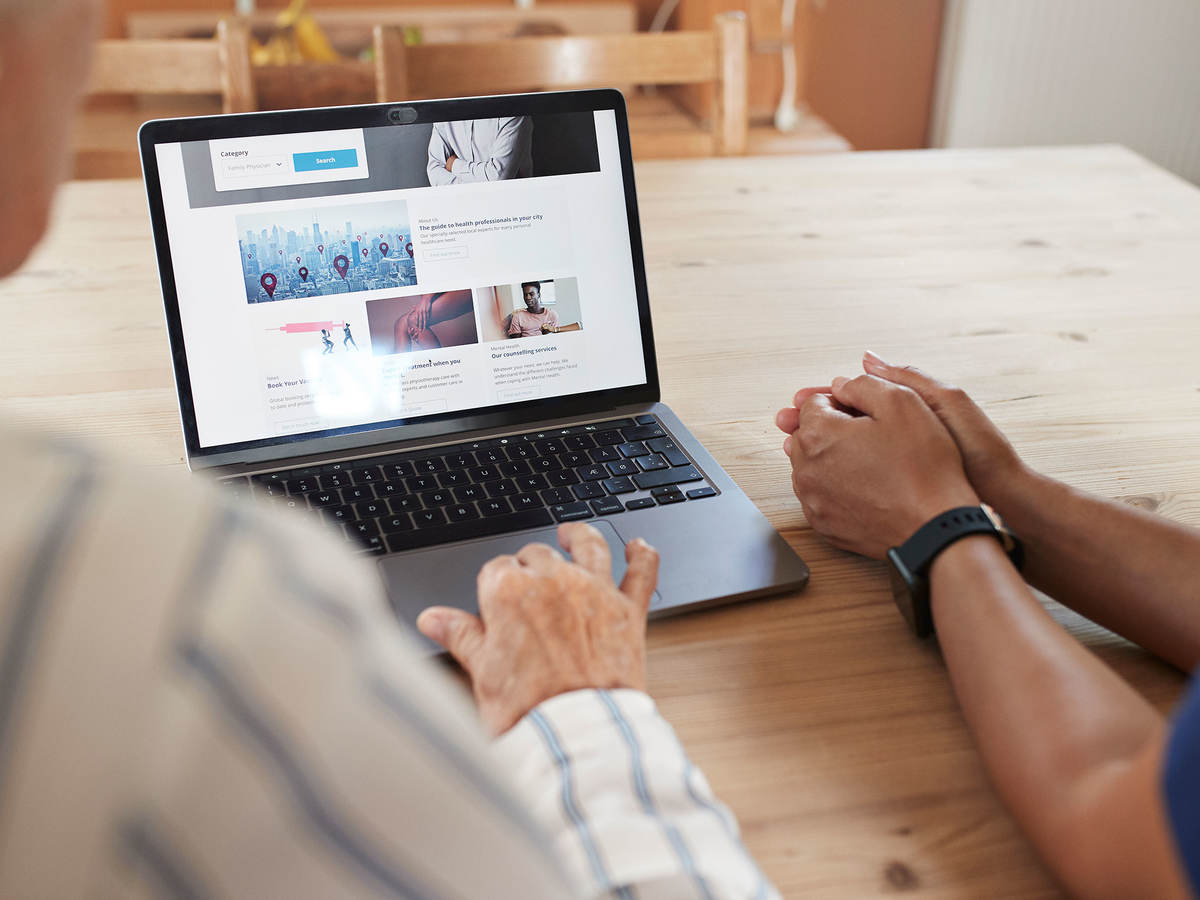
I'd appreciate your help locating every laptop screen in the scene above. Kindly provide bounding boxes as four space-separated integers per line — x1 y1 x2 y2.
149 101 650 455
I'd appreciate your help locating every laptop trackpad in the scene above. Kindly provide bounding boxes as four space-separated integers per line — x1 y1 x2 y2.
380 521 660 646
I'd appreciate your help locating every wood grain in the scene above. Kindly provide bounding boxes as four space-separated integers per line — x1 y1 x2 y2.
2 146 1197 897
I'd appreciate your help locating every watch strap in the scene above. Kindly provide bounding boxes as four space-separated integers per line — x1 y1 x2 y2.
894 506 1003 577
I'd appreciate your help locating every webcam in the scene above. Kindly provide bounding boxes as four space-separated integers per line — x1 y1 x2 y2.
388 106 418 125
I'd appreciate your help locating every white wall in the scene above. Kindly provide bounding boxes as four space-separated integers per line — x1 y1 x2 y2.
932 0 1200 184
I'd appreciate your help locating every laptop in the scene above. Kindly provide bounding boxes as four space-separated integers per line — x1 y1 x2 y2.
139 89 809 649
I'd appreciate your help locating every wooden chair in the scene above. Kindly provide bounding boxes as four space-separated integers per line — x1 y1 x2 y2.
373 13 749 157
74 20 255 178
89 19 255 113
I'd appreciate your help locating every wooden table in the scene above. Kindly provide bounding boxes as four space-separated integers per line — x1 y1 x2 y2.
4 145 1197 897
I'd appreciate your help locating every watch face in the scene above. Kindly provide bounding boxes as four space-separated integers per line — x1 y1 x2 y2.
886 548 933 637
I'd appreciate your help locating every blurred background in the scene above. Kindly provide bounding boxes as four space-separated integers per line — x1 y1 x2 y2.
80 0 1200 184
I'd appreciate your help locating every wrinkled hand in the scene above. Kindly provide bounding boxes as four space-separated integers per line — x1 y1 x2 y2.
861 351 1026 504
417 523 659 736
775 369 978 558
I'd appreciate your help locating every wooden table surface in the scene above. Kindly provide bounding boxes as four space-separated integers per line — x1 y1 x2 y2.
4 145 1198 897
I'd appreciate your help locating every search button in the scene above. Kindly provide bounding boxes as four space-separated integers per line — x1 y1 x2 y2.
293 149 359 172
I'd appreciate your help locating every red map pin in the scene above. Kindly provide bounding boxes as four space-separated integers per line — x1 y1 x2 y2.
333 255 349 279
295 256 301 264
362 248 369 258
247 253 253 259
278 249 283 256
260 273 277 298
379 233 384 239
406 242 414 257
317 243 324 253
379 242 389 256
298 266 308 282
356 234 362 242
341 239 346 246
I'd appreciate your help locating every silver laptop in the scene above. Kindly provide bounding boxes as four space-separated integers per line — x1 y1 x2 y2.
139 90 808 649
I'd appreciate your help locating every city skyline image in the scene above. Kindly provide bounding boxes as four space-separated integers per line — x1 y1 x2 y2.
236 199 417 304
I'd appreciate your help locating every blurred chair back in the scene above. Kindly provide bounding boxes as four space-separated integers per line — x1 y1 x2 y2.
89 19 255 114
374 13 748 156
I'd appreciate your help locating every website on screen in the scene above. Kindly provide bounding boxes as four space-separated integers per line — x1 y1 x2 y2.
153 109 647 449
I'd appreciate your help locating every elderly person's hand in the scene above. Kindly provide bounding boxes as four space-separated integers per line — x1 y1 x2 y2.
417 523 659 736
775 366 979 559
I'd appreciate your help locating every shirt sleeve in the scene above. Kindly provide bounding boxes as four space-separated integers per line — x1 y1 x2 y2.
1164 673 1200 895
508 310 524 335
449 116 531 184
426 124 454 186
495 688 779 899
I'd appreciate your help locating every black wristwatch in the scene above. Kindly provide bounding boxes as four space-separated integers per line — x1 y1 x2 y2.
887 504 1023 638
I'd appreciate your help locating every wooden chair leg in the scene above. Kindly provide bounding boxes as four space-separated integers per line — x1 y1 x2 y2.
217 18 256 113
374 24 411 102
713 11 748 156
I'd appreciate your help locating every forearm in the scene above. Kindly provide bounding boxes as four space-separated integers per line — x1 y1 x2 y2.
495 689 776 899
931 536 1164 882
989 468 1200 670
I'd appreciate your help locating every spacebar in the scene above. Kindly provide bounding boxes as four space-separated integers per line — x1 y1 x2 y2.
383 508 555 553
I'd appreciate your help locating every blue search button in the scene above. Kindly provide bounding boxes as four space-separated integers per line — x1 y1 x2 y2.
293 149 359 172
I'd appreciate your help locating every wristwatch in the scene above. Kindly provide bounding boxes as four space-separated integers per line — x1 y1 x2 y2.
886 504 1023 638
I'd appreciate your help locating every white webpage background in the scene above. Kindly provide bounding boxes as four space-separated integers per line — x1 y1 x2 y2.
154 110 647 449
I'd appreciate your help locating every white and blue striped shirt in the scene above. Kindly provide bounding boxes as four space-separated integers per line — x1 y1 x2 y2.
0 431 776 898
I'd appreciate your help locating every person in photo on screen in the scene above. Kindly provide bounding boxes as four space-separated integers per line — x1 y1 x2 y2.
508 281 559 337
321 328 334 354
392 290 474 353
342 322 358 350
427 117 533 186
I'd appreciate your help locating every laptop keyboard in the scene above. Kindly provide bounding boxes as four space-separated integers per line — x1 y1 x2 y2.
217 414 718 556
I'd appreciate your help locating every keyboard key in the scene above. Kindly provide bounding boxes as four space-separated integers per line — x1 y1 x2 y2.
687 486 718 500
517 474 549 492
419 489 454 508
602 476 635 495
590 496 624 516
637 454 669 471
406 475 437 492
453 484 484 502
413 508 448 528
354 499 387 518
605 460 638 477
618 442 649 458
416 457 446 473
445 453 474 469
480 498 513 517
477 448 507 464
572 482 606 501
647 437 690 467
381 513 414 533
254 480 287 497
653 488 686 505
550 502 594 522
512 493 543 511
635 414 658 425
308 491 340 508
384 508 554 554
376 482 402 497
547 469 580 487
534 439 565 456
356 535 386 555
381 461 415 479
389 495 421 513
447 504 479 522
322 505 354 524
438 470 469 488
564 434 596 450
276 496 306 513
344 519 379 539
530 457 560 472
593 430 624 446
319 471 350 490
342 485 376 503
560 452 588 468
625 497 657 511
470 465 502 483
251 471 288 485
632 465 703 491
578 465 608 481
499 460 532 478
622 424 666 441
285 477 318 494
487 479 519 498
350 466 381 484
541 488 575 506
507 443 536 460
589 446 620 463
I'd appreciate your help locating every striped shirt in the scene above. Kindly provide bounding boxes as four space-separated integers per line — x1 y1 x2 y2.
0 430 776 898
